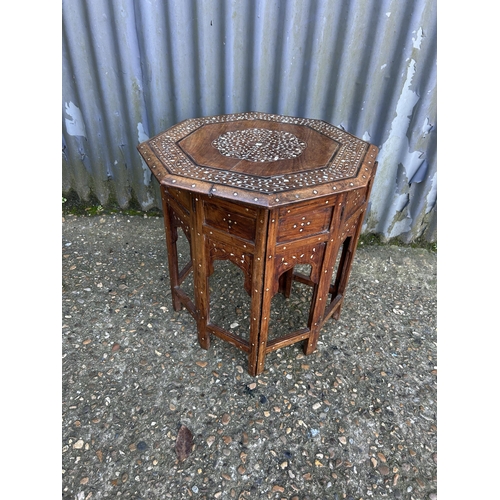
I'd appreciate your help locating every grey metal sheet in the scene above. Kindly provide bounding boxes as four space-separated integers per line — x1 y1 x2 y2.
62 0 436 242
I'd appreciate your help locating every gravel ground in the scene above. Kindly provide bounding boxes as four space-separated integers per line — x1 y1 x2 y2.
62 212 437 500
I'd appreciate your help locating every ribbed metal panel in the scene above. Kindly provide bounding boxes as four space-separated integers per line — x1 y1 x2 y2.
62 0 436 242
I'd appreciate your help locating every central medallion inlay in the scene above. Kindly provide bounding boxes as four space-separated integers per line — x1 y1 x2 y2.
212 128 307 163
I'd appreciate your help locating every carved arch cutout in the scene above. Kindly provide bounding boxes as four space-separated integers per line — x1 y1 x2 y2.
271 242 326 296
206 239 253 295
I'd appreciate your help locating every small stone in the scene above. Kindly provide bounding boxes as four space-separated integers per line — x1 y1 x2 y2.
409 449 417 456
175 426 193 461
312 402 321 410
196 361 207 368
214 492 222 499
247 382 257 390
222 413 231 425
303 473 312 480
129 443 137 452
73 439 84 449
377 452 387 462
378 464 390 475
238 465 246 474
80 477 89 485
338 436 347 445
111 343 120 352
222 473 231 481
230 322 239 329
371 457 378 468
272 485 285 493
429 493 437 500
96 450 103 462
206 436 216 448
222 436 232 445
137 441 147 451
242 432 249 445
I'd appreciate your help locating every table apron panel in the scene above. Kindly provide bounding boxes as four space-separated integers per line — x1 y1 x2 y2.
203 200 257 242
166 187 192 215
277 203 333 243
202 224 256 252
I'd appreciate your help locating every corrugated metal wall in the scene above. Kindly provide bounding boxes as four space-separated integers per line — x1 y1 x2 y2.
62 0 437 243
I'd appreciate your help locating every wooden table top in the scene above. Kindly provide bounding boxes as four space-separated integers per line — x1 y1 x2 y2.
138 112 378 208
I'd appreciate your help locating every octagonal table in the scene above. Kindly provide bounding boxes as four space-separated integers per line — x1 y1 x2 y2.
138 112 378 376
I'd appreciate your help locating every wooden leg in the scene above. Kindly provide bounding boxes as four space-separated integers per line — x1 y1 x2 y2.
329 237 350 320
192 196 210 349
331 211 365 320
254 209 281 375
303 201 344 354
161 187 182 311
248 210 269 376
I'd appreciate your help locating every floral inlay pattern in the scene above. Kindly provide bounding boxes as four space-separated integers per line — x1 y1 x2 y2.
212 128 306 163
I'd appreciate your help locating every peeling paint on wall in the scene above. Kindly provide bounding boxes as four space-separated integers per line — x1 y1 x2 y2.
137 122 151 185
370 57 420 232
426 172 437 213
369 19 435 242
64 102 87 138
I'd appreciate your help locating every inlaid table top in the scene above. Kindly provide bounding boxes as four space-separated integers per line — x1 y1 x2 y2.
138 112 378 208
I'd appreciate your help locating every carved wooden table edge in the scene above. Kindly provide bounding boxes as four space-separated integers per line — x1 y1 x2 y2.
137 112 379 376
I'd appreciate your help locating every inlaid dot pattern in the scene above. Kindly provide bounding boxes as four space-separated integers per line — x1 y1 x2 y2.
212 128 307 162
